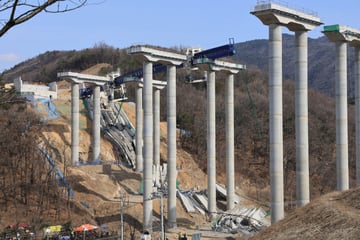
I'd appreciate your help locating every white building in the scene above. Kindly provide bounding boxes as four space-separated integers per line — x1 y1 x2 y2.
13 76 58 101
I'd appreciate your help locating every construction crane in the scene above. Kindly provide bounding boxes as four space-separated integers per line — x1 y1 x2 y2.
191 38 236 62
79 70 127 102
113 38 236 85
79 39 237 99
113 63 167 86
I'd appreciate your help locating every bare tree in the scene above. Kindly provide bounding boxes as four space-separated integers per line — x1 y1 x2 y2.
0 0 89 37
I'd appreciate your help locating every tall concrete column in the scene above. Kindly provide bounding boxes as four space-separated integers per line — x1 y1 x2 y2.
355 47 360 186
153 87 161 186
143 61 153 232
167 65 177 228
92 85 101 163
269 24 284 223
71 82 80 166
136 85 143 172
207 71 217 219
252 1 322 224
295 31 310 206
226 74 235 210
336 41 349 191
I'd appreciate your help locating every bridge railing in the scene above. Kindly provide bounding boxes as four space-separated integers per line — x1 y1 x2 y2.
254 0 319 17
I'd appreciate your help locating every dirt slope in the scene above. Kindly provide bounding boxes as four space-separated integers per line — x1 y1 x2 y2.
250 187 360 240
36 69 213 238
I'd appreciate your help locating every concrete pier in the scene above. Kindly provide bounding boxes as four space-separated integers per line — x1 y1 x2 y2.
225 74 235 210
251 1 322 222
127 45 245 229
71 82 80 166
322 24 360 190
136 85 143 172
92 85 101 162
167 65 177 228
207 71 217 219
335 41 349 191
153 87 161 185
127 45 186 231
58 72 110 166
355 47 360 186
191 58 245 215
269 23 284 222
342 27 360 186
143 61 154 232
295 30 310 206
153 83 166 187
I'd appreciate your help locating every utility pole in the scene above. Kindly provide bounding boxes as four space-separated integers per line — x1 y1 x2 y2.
161 191 164 240
119 192 125 240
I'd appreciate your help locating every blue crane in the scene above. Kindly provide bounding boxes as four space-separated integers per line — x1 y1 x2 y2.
192 38 236 61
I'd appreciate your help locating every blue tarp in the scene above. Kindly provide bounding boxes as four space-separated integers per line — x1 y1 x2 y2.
34 97 59 120
37 147 74 198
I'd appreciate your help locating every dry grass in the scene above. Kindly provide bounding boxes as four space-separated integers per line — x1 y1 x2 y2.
250 187 360 240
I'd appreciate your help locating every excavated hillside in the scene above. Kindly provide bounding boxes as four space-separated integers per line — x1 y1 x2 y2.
34 67 251 239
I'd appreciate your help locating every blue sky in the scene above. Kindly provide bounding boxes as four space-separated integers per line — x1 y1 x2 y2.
0 0 359 72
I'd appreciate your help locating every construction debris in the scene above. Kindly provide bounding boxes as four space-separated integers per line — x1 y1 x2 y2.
176 186 269 235
176 184 241 215
215 184 241 204
212 206 270 235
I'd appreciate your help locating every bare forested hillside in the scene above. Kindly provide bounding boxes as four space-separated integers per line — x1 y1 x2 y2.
0 95 93 227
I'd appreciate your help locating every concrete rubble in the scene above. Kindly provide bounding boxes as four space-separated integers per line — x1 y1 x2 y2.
212 206 270 234
176 184 241 215
175 185 269 235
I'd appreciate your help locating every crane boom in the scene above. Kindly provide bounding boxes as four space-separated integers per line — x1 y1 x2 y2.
81 39 237 99
113 39 236 85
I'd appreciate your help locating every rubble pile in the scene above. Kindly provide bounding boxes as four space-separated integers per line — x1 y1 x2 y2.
152 167 269 236
212 207 270 235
